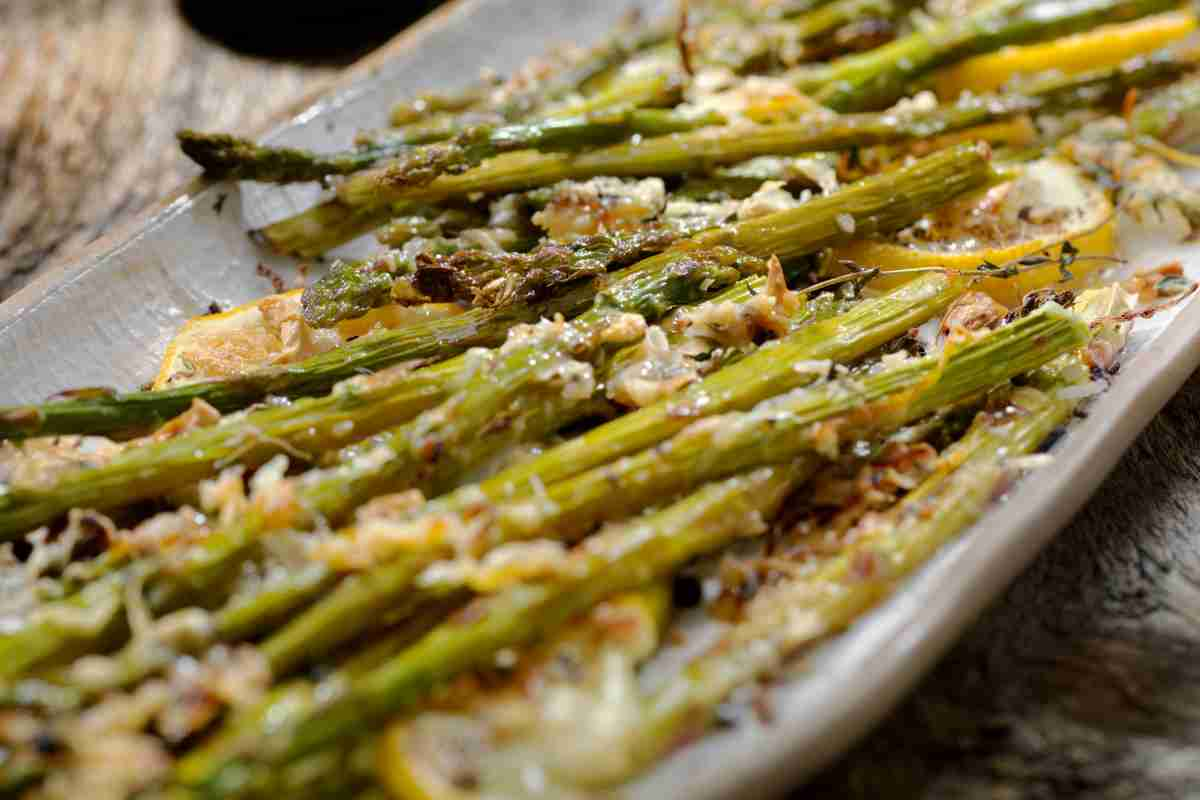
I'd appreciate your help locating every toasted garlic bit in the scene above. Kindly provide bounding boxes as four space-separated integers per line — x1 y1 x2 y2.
148 398 221 443
247 455 300 530
533 177 666 241
736 180 801 220
198 465 249 529
608 255 806 410
38 644 269 800
316 508 484 572
680 70 820 122
938 291 1008 341
259 292 343 365
0 436 122 492
676 255 803 350
420 539 575 593
24 509 116 581
609 327 700 408
117 507 211 556
1075 284 1139 373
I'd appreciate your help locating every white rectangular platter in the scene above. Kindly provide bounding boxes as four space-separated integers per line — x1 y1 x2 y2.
2 1 1199 797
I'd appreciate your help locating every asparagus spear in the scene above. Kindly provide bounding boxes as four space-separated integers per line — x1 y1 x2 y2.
174 303 1086 796
302 223 697 329
387 79 501 128
0 249 750 549
224 152 996 670
254 68 684 255
0 280 600 444
183 107 723 186
709 0 905 73
0 361 470 540
0 145 988 684
0 143 987 449
359 301 1090 586
178 130 427 184
174 464 808 796
453 23 675 126
0 242 770 680
259 284 1078 674
139 248 772 682
586 381 1079 786
265 46 1186 259
577 288 1139 786
335 46 1189 213
795 0 1183 111
229 273 845 679
0 233 742 543
438 271 964 516
175 301 1087 793
336 100 1005 209
290 247 765 524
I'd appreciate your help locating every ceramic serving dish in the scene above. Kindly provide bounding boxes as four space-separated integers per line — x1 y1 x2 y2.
2 1 1198 797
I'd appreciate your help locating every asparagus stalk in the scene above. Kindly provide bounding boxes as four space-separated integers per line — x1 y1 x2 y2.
0 145 988 683
411 224 705 308
795 0 1183 111
438 271 965 517
265 47 1187 259
245 276 982 675
593 288 1136 785
0 247 753 549
150 248 771 683
0 280 600 444
177 302 1085 796
271 291 1081 670
230 147 995 669
382 108 730 190
0 360 469 541
174 464 808 796
0 143 987 449
608 382 1078 784
710 0 905 73
0 243 769 680
459 24 675 126
387 79 501 128
0 235 745 542
255 68 687 254
335 46 1189 213
178 129 428 184
336 100 1010 210
291 247 765 525
183 108 723 186
383 301 1090 587
302 223 697 329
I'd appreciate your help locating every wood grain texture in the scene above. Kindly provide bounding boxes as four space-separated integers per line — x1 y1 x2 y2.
0 0 335 299
3 2 1200 797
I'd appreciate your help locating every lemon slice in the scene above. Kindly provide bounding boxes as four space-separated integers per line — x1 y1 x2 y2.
829 158 1116 307
934 9 1197 98
154 290 463 389
378 589 670 800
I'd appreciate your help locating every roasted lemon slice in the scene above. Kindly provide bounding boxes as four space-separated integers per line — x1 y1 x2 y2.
378 588 670 800
829 158 1116 307
934 9 1197 98
154 290 463 389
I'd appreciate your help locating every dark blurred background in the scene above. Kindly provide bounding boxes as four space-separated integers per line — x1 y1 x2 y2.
178 0 444 61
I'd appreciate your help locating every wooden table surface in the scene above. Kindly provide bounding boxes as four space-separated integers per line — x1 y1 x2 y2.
4 3 1200 798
